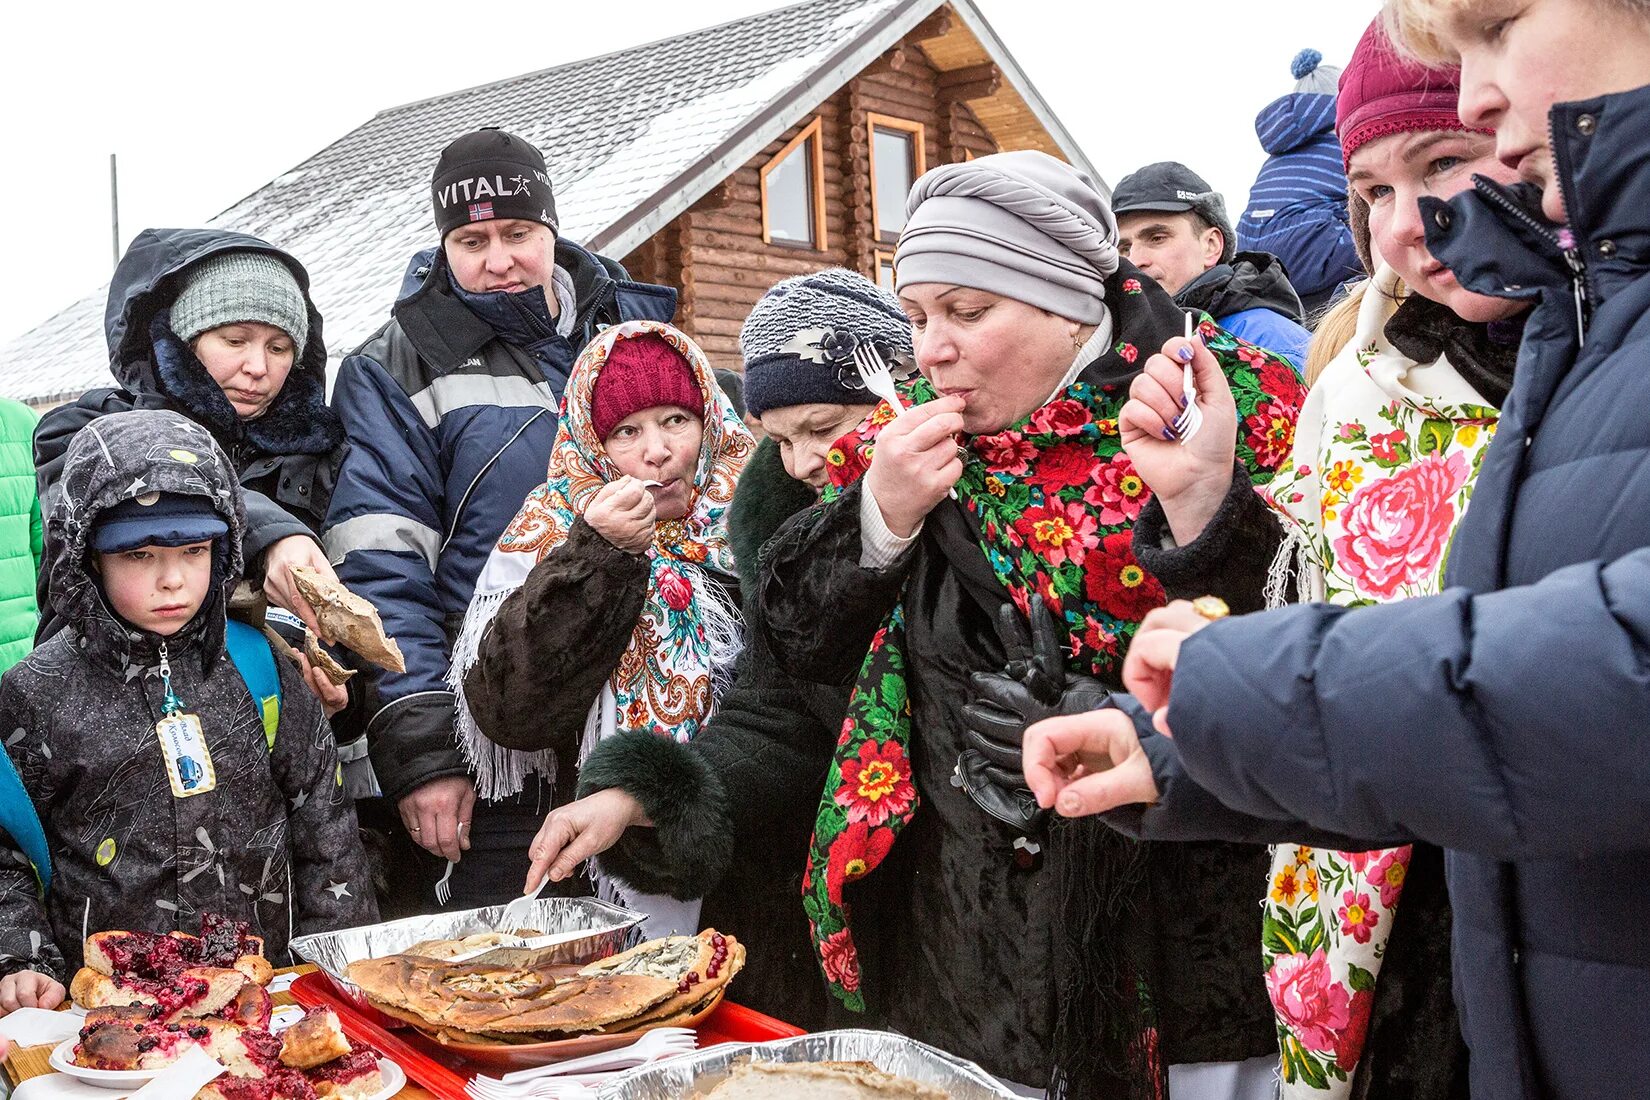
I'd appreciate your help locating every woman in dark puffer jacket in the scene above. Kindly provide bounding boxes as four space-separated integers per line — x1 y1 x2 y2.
1026 2 1650 1097
35 230 346 665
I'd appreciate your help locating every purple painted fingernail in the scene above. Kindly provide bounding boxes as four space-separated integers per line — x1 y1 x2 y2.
1176 345 1194 363
1162 427 1177 441
1179 393 1189 408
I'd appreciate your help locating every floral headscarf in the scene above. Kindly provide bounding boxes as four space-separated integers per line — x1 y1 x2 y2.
451 320 754 801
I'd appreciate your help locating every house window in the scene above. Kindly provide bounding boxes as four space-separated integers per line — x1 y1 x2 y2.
867 114 926 243
875 250 896 292
761 117 827 249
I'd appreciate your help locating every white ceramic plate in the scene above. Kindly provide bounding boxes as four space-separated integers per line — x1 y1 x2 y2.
46 1037 159 1090
44 1041 404 1098
363 1058 406 1100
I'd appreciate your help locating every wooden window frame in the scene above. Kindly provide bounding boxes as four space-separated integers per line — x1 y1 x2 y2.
760 116 828 250
874 249 897 292
866 113 928 244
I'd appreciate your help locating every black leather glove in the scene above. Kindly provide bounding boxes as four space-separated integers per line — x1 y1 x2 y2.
957 601 1110 833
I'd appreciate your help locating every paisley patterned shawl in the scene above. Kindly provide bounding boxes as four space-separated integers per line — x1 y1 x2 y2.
450 319 754 800
802 316 1305 1015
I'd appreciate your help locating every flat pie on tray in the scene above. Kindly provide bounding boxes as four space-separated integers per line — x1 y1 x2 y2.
345 928 743 1044
694 1061 951 1099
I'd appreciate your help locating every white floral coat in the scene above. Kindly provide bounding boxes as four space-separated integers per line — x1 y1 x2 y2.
1257 265 1499 1095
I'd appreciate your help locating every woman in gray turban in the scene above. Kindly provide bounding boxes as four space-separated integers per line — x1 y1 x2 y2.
757 151 1306 1097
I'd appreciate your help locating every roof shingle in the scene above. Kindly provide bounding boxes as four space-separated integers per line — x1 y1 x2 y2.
0 0 909 404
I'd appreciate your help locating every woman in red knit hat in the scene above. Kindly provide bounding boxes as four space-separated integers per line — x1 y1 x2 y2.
447 320 753 936
1005 16 1528 1100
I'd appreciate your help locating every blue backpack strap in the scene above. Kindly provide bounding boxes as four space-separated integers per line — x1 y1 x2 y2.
225 619 282 750
0 748 50 893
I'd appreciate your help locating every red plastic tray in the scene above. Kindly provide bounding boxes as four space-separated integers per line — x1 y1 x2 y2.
289 970 805 1099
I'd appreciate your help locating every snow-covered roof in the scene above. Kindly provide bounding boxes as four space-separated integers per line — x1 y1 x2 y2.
0 0 1096 406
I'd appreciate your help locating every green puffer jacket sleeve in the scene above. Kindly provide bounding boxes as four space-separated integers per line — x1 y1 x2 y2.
0 399 40 675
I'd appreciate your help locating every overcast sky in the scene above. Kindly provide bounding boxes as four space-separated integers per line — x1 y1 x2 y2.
0 0 1379 346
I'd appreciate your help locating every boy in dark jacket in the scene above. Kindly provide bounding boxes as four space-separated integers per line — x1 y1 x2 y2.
1236 49 1364 315
0 410 376 1013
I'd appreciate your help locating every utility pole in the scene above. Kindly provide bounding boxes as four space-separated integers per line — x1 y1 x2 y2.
109 154 120 268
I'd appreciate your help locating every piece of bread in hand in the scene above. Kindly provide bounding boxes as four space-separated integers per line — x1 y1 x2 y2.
279 1007 353 1070
291 567 405 673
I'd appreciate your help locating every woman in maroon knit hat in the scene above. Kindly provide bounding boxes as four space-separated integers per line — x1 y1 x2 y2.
1015 16 1531 1100
448 320 753 935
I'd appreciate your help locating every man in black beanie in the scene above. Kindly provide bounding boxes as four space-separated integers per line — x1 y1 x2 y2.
322 127 677 914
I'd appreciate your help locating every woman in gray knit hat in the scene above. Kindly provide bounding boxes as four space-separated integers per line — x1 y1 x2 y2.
754 152 1306 1097
35 229 352 721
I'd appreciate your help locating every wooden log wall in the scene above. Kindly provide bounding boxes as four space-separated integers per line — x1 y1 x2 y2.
619 34 1000 373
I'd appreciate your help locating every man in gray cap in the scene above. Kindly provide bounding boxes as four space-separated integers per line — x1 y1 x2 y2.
1113 161 1311 372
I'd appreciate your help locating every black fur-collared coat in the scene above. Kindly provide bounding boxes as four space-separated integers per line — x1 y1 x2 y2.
566 437 846 1031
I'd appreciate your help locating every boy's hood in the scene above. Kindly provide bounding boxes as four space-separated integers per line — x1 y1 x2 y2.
46 410 245 667
1254 91 1339 156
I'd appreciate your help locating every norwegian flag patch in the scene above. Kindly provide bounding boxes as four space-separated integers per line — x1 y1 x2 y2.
468 202 494 221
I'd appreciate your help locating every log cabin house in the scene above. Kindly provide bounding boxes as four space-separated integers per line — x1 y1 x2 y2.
0 0 1102 405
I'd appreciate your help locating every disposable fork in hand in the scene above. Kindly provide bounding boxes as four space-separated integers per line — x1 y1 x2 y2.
851 341 960 501
1173 312 1204 444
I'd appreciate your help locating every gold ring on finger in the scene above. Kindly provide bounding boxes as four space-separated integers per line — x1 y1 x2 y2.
1191 596 1230 622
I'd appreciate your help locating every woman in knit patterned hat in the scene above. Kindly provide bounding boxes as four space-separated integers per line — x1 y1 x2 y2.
754 151 1305 1096
503 268 911 1030
34 229 351 719
450 320 752 936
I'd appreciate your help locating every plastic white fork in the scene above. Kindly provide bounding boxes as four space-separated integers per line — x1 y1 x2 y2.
498 874 548 929
852 340 961 501
498 1027 696 1083
467 1077 597 1100
465 1030 696 1098
851 340 904 411
434 859 455 906
1173 312 1204 445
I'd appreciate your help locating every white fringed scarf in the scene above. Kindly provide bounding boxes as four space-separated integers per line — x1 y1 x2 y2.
448 320 753 804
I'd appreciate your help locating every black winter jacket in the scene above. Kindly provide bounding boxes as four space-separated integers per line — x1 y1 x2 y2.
1158 84 1650 1100
34 229 344 643
0 410 375 983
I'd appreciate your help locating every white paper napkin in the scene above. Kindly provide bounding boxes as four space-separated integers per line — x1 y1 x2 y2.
125 1046 225 1099
12 1073 120 1099
269 1005 306 1032
0 1007 81 1048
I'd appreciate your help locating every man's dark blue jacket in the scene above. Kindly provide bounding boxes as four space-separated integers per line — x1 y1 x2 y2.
321 240 673 803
